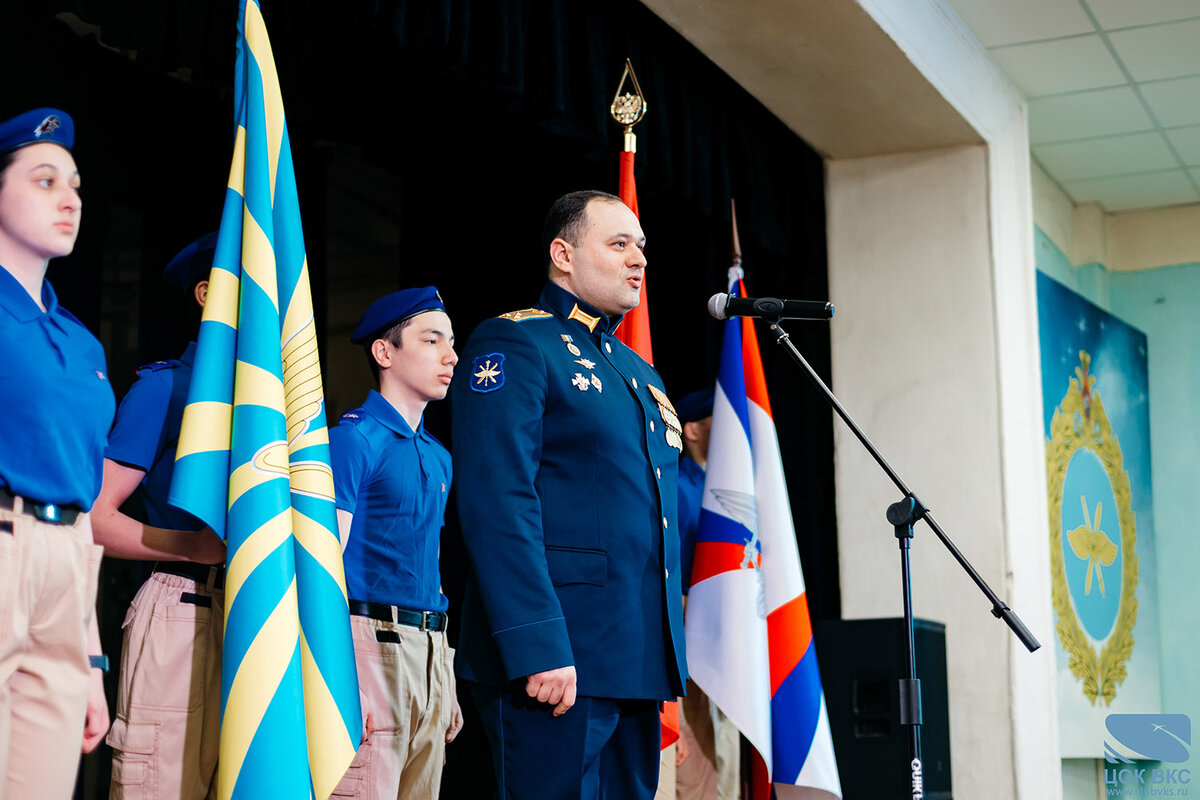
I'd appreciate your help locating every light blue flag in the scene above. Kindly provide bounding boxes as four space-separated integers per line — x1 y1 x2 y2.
169 1 362 797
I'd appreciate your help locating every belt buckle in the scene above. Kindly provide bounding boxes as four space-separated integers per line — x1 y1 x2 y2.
421 610 432 631
36 503 62 523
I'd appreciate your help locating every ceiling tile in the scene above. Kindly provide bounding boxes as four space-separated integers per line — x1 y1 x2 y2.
1028 87 1152 144
1165 126 1200 165
1108 19 1200 82
990 36 1126 96
1063 170 1200 211
1034 132 1178 181
1083 0 1200 30
945 0 1093 47
1140 76 1200 128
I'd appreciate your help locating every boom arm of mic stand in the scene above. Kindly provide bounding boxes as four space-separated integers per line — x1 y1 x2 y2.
766 319 1041 653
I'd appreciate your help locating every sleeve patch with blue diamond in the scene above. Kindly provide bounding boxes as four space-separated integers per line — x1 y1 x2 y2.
470 353 506 393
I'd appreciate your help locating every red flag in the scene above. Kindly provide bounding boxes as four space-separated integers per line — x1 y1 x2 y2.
615 150 654 364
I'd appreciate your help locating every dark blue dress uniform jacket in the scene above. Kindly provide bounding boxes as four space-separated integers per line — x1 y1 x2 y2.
451 282 687 701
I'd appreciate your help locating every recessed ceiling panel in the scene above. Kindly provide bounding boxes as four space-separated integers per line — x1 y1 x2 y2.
1165 126 1200 165
1139 76 1200 127
944 0 1093 47
1108 19 1200 82
1083 0 1200 30
1028 87 1152 144
990 36 1126 96
1034 131 1177 181
1063 170 1200 211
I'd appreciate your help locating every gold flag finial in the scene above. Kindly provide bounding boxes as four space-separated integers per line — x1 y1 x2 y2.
731 198 743 268
610 59 647 153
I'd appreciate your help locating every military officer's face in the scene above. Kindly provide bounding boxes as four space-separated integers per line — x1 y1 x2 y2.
559 199 646 317
386 310 458 403
0 142 81 264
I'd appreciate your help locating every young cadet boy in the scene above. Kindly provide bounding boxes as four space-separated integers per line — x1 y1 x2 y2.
330 286 463 799
92 234 227 799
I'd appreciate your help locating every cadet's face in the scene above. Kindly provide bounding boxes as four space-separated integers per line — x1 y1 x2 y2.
390 310 458 404
562 200 646 317
0 143 81 263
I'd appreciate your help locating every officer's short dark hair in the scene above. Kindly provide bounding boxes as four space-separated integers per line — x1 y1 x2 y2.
364 316 418 383
543 190 623 269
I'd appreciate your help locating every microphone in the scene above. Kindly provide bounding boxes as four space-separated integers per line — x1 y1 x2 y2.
707 293 834 321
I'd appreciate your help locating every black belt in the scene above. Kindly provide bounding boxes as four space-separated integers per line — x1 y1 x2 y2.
0 487 82 526
154 560 225 590
348 600 447 632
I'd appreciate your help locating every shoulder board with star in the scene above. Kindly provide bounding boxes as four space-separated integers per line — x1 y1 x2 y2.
497 308 553 323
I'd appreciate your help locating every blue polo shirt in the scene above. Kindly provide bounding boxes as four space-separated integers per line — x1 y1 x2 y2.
105 343 204 531
0 266 114 509
330 390 450 612
677 455 705 593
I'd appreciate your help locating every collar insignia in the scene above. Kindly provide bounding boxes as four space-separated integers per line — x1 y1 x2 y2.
567 303 600 333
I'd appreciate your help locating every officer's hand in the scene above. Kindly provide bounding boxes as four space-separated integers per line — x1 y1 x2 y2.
526 666 577 717
81 663 109 753
191 528 227 565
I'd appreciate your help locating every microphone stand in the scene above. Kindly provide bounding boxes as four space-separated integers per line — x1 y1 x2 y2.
760 312 1040 800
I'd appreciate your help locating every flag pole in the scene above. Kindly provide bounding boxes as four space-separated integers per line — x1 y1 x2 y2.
611 58 647 155
610 60 654 363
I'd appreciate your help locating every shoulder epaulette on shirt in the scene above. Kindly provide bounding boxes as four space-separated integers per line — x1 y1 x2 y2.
135 359 183 375
497 308 553 323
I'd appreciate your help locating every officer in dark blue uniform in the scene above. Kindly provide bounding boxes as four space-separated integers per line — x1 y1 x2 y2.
92 234 227 799
0 107 114 798
452 190 687 800
329 287 463 799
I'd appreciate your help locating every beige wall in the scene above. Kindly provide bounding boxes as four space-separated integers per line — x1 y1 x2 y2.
827 143 1056 800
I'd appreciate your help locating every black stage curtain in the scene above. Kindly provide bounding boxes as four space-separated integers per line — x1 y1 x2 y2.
3 2 837 797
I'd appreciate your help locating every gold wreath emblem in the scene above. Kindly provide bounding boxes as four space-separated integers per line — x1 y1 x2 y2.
1046 351 1138 706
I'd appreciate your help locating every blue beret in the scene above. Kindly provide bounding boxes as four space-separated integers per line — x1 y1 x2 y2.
0 108 74 154
351 286 446 344
163 232 218 290
676 388 714 424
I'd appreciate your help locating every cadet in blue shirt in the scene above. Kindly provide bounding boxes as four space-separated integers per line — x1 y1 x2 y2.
0 107 114 799
330 286 463 799
452 190 687 800
91 234 227 800
674 388 714 594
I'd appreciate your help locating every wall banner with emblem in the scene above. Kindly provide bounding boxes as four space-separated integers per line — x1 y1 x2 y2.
1037 272 1162 758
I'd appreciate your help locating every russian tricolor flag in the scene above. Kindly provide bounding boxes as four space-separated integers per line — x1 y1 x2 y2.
685 267 841 799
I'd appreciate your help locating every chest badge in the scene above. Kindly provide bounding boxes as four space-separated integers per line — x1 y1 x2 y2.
590 374 603 393
470 353 506 393
572 373 591 392
561 334 582 357
575 358 596 370
647 384 684 452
